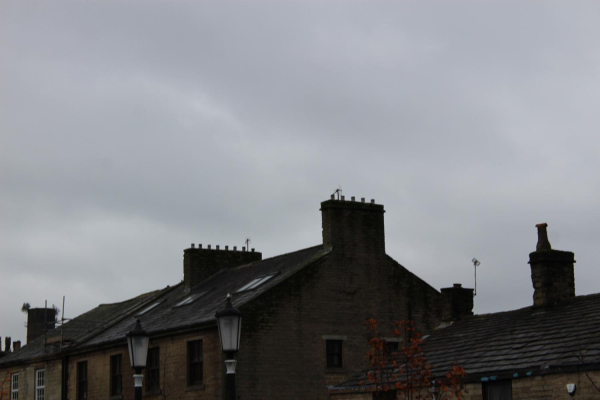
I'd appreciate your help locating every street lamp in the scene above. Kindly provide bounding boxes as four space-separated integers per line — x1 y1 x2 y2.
126 319 150 400
215 294 242 400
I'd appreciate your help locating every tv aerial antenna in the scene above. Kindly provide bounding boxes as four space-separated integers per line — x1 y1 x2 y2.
332 185 342 200
245 237 251 251
472 258 481 296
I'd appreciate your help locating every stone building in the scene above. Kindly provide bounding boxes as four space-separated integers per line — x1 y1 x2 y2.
0 197 453 400
329 223 600 400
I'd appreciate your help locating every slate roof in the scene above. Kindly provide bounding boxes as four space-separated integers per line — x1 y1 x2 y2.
333 292 600 390
0 245 328 366
0 290 160 365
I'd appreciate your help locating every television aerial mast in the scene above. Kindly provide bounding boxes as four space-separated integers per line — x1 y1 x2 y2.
472 258 481 296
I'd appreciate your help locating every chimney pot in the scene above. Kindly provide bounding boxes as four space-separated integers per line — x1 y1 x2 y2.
535 223 551 251
341 195 345 201
453 283 462 288
208 245 211 250
199 244 202 249
331 194 335 200
351 196 355 202
4 337 10 353
242 247 246 251
13 341 21 352
234 246 237 251
225 245 229 250
371 199 375 204
251 248 255 252
361 198 365 203
216 245 220 250
191 243 195 248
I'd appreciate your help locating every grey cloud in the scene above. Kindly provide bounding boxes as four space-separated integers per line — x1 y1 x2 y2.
1 0 600 342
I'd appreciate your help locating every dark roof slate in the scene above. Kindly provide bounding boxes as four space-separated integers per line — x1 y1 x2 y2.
333 293 600 390
424 293 600 377
83 245 328 347
0 290 161 365
0 244 328 367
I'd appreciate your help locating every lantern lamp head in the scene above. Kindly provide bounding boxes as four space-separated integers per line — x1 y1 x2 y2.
126 319 150 370
215 294 242 354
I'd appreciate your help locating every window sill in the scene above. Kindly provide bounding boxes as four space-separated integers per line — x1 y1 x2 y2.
325 367 348 374
185 384 205 392
144 389 161 397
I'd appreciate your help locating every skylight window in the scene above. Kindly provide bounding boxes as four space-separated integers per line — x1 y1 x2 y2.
136 301 162 316
237 275 275 293
174 292 206 307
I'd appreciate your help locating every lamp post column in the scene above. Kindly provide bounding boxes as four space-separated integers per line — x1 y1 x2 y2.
134 368 143 400
225 353 237 400
215 294 242 400
126 319 149 400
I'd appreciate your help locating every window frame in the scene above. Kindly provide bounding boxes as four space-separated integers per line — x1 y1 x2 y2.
77 361 88 400
146 347 160 393
10 373 18 400
482 379 512 400
326 339 343 368
187 340 203 387
35 369 45 400
110 354 123 396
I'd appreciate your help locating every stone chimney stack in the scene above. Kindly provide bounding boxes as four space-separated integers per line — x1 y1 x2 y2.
441 283 474 321
27 308 57 344
183 244 262 291
4 337 10 353
13 341 21 352
321 196 385 257
529 223 575 307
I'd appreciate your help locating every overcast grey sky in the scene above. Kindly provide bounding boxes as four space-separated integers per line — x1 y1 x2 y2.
1 0 600 344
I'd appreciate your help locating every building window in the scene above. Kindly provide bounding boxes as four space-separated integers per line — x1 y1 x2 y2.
386 341 399 355
326 339 343 368
35 369 45 400
187 340 203 386
146 347 160 392
483 380 512 400
77 361 88 399
10 373 18 400
110 354 123 396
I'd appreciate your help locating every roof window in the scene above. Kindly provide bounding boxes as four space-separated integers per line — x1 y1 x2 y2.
174 292 206 307
236 275 275 293
136 301 162 316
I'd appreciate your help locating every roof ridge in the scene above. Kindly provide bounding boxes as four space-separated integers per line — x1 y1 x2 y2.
230 244 324 269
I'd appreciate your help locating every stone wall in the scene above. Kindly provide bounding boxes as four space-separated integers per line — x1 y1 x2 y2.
0 358 62 400
329 370 600 400
67 329 223 400
235 200 441 400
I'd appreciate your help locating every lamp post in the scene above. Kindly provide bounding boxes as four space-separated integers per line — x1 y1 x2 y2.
126 319 150 400
215 294 242 400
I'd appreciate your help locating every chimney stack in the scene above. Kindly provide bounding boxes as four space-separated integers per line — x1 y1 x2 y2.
4 337 10 353
13 341 21 352
27 308 57 344
321 197 386 256
183 245 262 291
440 283 474 321
529 223 575 307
